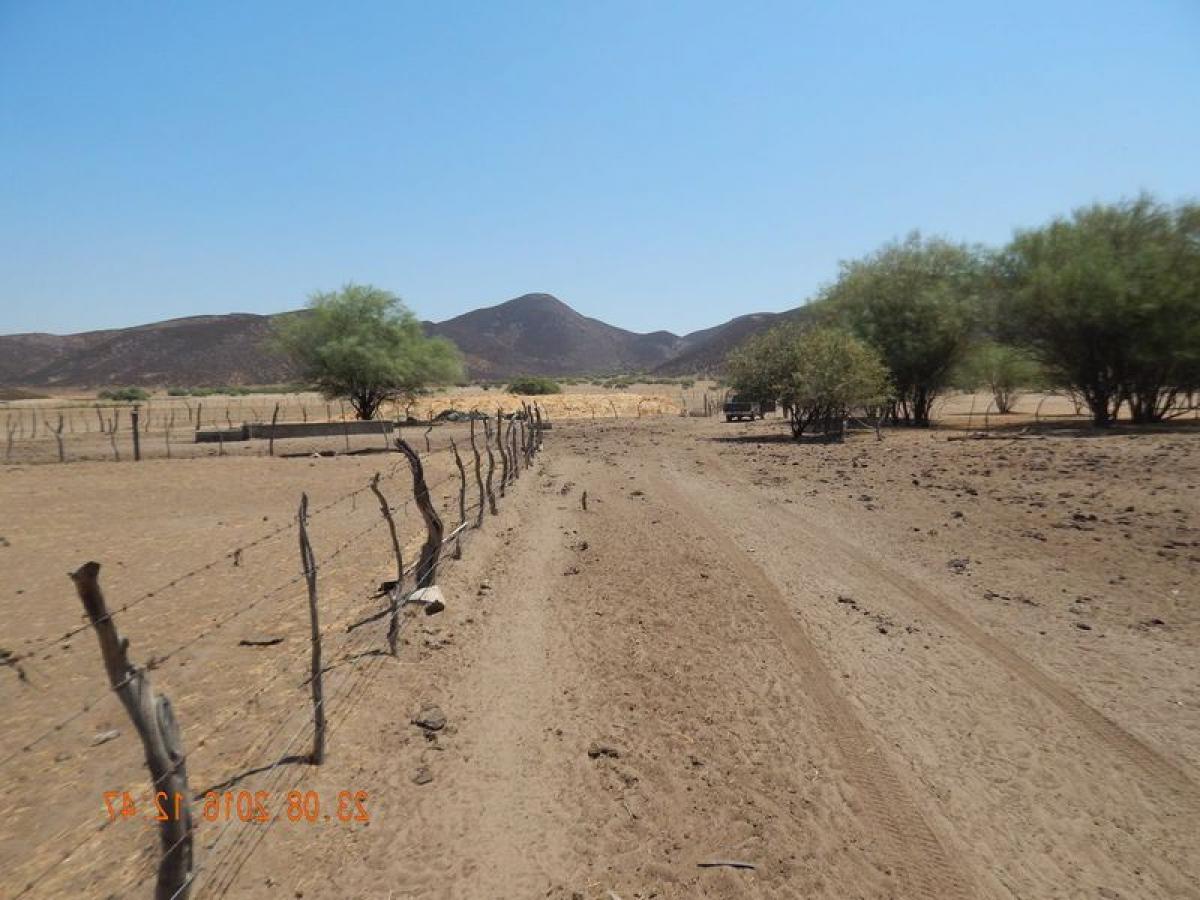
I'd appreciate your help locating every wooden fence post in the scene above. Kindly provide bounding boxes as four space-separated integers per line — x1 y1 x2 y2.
395 439 444 588
481 419 498 516
509 420 521 480
368 474 404 656
45 414 65 463
495 410 509 496
195 402 202 433
70 562 193 900
131 406 142 462
4 417 16 462
297 495 326 764
268 403 280 457
450 439 467 560
469 418 486 527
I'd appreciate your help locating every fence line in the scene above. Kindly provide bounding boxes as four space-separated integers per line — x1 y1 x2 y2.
0 397 549 465
4 406 547 899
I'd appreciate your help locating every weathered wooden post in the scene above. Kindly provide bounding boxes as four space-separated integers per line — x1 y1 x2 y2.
495 410 509 496
469 418 485 527
4 417 17 462
45 414 65 463
194 401 203 433
395 438 444 588
70 562 193 900
510 420 521 479
450 439 467 560
131 406 142 461
368 473 404 656
482 419 498 515
297 495 326 764
268 402 280 457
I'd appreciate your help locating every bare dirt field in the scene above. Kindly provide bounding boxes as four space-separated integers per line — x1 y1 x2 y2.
2 409 1198 898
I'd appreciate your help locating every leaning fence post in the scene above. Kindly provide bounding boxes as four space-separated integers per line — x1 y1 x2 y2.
70 562 193 900
495 410 509 496
469 418 486 526
297 495 326 764
369 473 404 656
45 414 65 463
131 406 142 461
509 420 521 480
395 438 444 587
450 439 467 560
268 402 280 457
481 419 498 516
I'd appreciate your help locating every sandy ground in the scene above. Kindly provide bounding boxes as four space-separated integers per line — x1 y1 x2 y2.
1 413 1198 898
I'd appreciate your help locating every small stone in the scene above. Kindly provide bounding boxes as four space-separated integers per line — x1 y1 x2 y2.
1075 623 1093 631
412 767 433 785
91 729 120 747
413 705 446 732
587 741 620 759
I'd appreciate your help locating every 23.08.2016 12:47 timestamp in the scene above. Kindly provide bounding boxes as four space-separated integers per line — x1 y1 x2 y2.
103 789 370 824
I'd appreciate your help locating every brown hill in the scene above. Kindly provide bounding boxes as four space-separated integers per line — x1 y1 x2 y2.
0 293 803 388
0 314 292 389
425 293 684 379
656 304 822 375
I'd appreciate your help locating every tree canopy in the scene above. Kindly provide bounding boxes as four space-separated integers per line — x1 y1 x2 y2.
998 195 1200 425
274 284 464 420
820 233 983 426
727 324 890 439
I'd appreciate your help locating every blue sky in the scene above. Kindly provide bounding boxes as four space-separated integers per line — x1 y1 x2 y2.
1 1 1197 336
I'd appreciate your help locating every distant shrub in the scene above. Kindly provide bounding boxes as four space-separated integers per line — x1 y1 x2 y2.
97 387 150 402
507 376 562 395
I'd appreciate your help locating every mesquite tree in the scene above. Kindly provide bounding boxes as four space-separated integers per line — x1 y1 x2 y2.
274 284 463 420
998 195 1200 425
726 325 890 440
821 233 982 426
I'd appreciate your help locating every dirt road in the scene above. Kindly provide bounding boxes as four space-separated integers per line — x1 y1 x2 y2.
230 416 1196 899
4 414 1198 898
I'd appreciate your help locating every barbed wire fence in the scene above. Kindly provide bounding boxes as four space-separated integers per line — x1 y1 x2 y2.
0 393 542 466
1 404 547 899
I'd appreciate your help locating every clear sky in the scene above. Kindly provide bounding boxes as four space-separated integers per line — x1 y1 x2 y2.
1 1 1197 336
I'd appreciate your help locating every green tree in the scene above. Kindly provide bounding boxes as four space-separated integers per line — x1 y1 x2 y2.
821 233 982 426
274 284 463 420
506 376 562 395
727 325 891 439
999 195 1200 425
956 341 1043 414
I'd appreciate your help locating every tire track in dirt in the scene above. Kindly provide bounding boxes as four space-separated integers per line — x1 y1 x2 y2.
731 475 1200 808
650 473 980 900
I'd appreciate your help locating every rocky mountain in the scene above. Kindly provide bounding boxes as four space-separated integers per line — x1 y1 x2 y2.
425 293 685 379
0 293 805 388
653 305 822 375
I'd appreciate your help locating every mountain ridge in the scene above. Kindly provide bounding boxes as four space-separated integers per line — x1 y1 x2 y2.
0 294 800 387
